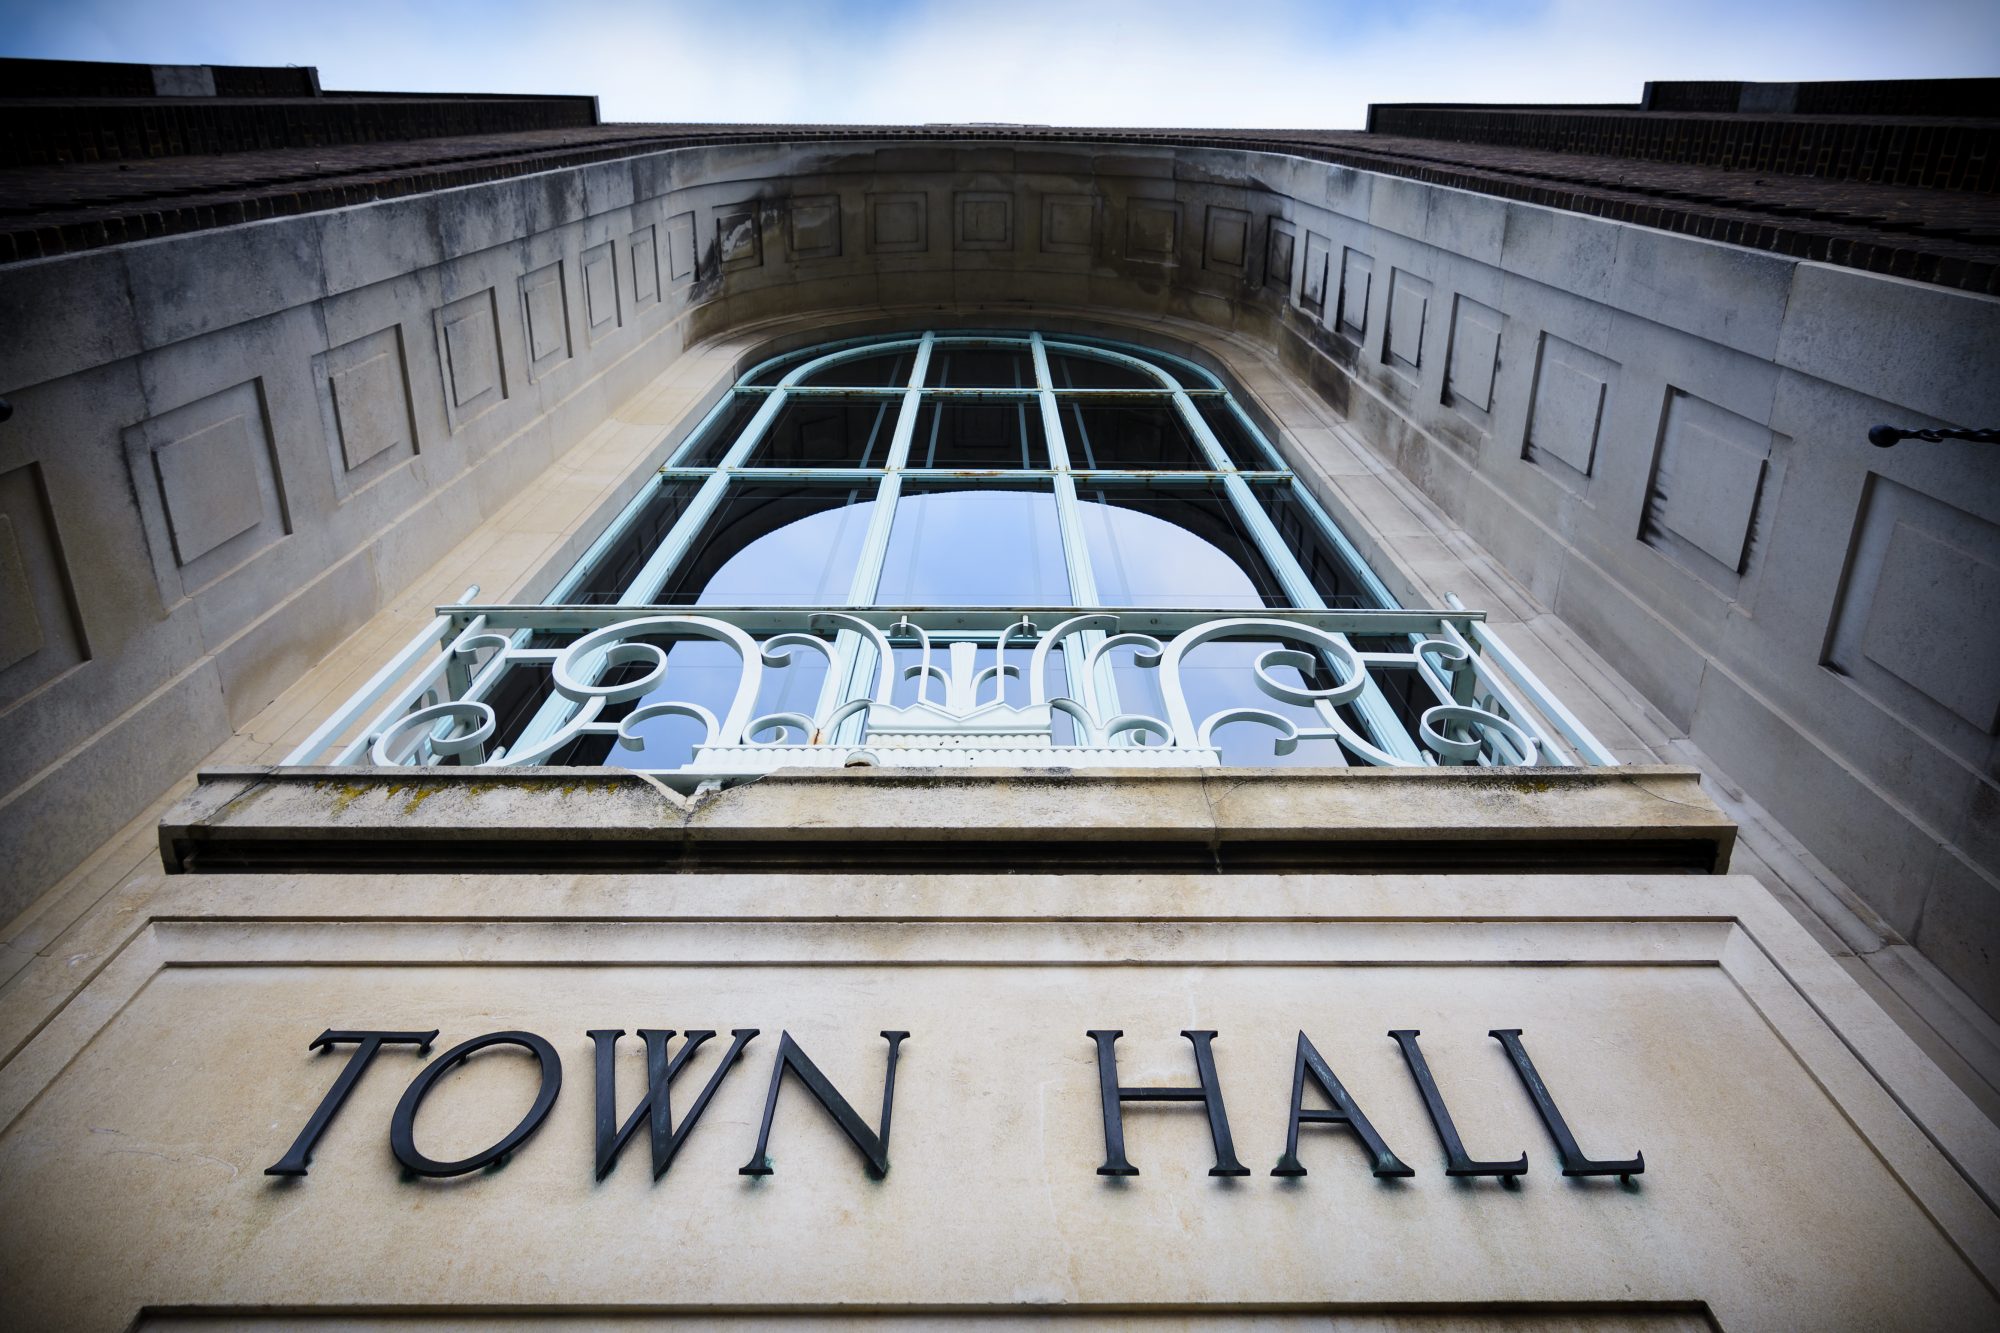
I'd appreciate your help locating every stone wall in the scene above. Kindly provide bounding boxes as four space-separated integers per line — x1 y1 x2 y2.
0 137 1995 1011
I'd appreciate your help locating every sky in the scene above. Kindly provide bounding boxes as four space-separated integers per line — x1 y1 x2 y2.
3 0 1996 128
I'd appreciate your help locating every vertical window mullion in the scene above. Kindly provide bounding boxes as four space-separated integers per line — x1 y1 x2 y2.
820 333 933 741
1034 333 1098 605
1175 384 1425 763
1035 333 1119 732
850 331 932 603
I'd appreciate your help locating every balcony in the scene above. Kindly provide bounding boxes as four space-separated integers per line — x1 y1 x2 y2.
281 595 1618 785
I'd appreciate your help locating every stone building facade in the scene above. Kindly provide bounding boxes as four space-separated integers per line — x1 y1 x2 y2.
0 61 1997 1329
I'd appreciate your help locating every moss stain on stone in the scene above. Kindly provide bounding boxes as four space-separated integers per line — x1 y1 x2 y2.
319 782 377 818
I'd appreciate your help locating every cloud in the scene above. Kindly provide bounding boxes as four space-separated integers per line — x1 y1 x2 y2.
2 0 1995 127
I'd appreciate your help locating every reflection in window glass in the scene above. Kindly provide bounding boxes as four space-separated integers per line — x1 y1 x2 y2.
877 486 1067 605
552 635 834 767
654 481 877 605
1193 398 1275 470
906 399 1048 469
1249 484 1387 609
1176 636 1351 767
927 345 1033 388
1076 485 1287 608
743 396 898 468
676 392 765 467
798 349 915 388
567 479 705 603
1063 400 1212 470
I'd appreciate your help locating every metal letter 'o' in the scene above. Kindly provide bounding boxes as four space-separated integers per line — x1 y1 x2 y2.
390 1030 563 1177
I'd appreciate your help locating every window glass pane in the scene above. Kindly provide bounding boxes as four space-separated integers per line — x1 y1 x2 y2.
797 349 915 387
1075 484 1288 608
520 634 834 767
927 344 1034 388
1249 483 1389 609
1193 398 1277 470
876 484 1067 605
742 396 898 468
613 636 831 767
655 480 878 605
1177 636 1354 767
1048 352 1158 389
1062 400 1213 471
880 639 1052 711
566 478 705 603
677 392 766 467
906 398 1048 469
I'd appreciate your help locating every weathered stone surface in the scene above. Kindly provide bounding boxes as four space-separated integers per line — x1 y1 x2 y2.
0 131 1990 1046
0 867 1994 1330
156 766 1735 877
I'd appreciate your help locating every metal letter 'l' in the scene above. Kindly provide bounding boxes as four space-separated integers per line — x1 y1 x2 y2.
1491 1028 1644 1179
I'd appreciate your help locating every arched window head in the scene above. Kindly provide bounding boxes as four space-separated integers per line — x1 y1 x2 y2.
294 330 1613 776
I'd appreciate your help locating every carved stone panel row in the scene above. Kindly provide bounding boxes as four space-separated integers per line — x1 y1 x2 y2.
666 189 1277 272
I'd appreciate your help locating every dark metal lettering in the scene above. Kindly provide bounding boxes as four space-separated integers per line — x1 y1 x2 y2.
391 1030 563 1178
264 1029 437 1177
739 1030 908 1178
1087 1029 1249 1177
1389 1029 1527 1178
590 1028 758 1181
1270 1030 1412 1178
1490 1028 1644 1179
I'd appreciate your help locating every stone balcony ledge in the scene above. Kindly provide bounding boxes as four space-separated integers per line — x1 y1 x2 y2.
160 763 1734 876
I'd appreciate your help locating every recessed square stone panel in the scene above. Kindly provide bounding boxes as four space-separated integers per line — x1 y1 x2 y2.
154 413 263 565
0 462 86 706
868 193 928 254
954 192 1012 251
1265 219 1295 291
1126 200 1180 264
1300 232 1330 314
1204 205 1249 274
1864 524 2000 729
714 207 760 271
582 241 621 342
1041 194 1096 254
629 224 661 310
666 211 696 283
123 378 289 600
0 514 39 671
787 195 841 260
1641 389 1780 590
1385 268 1431 375
1524 333 1616 484
1829 475 2000 738
1337 248 1372 341
319 326 417 484
1445 295 1503 416
518 261 570 376
433 288 506 431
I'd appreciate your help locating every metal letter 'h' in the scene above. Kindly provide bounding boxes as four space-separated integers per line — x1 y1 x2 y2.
1087 1029 1249 1177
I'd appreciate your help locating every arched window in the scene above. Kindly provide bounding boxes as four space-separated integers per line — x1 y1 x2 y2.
293 331 1612 776
558 330 1390 614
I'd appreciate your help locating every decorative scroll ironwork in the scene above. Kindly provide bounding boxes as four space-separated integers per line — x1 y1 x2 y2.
283 602 1618 782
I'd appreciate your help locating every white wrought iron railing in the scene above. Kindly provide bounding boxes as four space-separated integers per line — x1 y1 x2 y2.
281 592 1617 784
